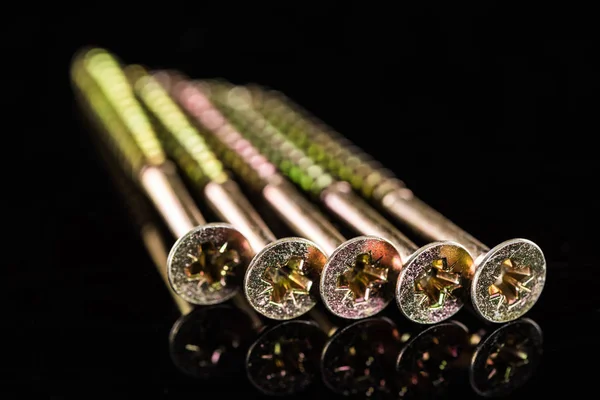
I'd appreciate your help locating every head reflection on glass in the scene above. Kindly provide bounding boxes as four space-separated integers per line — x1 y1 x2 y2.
245 320 327 396
319 316 542 398
470 318 543 397
321 317 404 397
395 321 471 397
169 305 256 379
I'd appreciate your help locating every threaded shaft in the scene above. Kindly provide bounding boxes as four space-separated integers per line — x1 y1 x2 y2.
203 82 335 198
245 85 407 202
71 48 166 178
160 74 279 192
126 66 228 187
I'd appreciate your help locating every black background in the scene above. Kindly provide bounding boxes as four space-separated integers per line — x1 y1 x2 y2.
4 4 597 397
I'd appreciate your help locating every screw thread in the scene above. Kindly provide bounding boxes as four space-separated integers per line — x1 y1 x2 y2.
161 75 280 192
202 82 336 197
126 66 228 186
245 85 408 202
70 48 166 177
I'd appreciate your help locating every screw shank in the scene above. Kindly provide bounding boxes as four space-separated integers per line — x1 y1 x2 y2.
321 182 417 261
139 165 205 238
203 180 276 252
381 190 489 258
263 177 345 256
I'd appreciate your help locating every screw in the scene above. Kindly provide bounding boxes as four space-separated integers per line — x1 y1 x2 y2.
240 86 546 324
71 48 256 306
165 76 473 324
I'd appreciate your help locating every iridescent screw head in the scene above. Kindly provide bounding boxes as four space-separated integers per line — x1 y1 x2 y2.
396 241 474 324
168 222 255 305
471 238 546 323
244 237 327 320
321 236 402 319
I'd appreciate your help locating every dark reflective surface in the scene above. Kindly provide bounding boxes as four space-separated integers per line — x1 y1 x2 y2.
247 320 327 395
469 319 543 397
169 305 256 379
396 321 471 397
322 317 402 397
163 293 546 399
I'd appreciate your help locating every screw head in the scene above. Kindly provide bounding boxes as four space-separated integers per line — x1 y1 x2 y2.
246 320 327 395
470 318 543 397
320 236 402 319
471 238 546 323
244 237 327 320
168 222 254 305
396 241 474 324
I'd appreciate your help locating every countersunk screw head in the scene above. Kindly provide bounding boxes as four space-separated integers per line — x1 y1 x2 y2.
471 239 546 323
396 241 474 324
321 236 403 319
244 237 327 320
168 222 255 305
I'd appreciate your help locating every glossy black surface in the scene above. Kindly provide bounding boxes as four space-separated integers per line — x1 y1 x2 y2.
5 4 596 397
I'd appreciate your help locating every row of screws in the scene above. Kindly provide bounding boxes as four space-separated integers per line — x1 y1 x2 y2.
71 47 544 326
